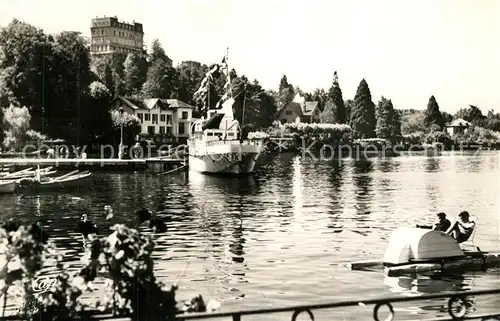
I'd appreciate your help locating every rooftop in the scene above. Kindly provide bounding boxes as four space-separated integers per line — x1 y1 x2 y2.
447 118 471 127
117 97 194 110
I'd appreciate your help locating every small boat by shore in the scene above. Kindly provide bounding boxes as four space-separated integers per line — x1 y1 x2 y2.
0 180 16 194
0 166 57 180
348 227 500 276
16 170 92 192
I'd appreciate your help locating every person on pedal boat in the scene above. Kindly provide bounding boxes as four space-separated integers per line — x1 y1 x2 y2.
416 212 451 232
445 211 475 243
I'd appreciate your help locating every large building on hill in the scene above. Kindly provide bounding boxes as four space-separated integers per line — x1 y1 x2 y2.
90 16 145 56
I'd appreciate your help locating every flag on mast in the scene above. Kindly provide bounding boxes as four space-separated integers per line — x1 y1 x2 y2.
193 64 219 97
216 48 231 108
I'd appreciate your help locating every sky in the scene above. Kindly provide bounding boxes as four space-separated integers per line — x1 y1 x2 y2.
1 0 499 113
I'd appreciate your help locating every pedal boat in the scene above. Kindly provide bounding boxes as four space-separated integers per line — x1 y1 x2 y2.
348 227 500 277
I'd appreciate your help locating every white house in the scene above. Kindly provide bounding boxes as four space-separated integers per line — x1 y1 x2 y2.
446 118 471 135
113 97 194 140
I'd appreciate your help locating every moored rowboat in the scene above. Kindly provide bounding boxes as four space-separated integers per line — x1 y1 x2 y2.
0 167 56 180
0 180 16 194
16 171 92 192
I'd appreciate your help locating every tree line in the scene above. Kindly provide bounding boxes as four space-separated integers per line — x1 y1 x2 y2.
275 71 500 145
1 18 499 151
0 19 278 150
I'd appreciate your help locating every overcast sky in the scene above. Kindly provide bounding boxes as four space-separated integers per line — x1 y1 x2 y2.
1 0 499 113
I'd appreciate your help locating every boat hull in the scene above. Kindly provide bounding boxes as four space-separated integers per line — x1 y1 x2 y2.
0 180 16 194
188 142 261 174
348 252 500 276
17 173 92 192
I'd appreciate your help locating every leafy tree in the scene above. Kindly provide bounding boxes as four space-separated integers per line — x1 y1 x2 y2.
90 54 126 97
176 61 209 106
149 39 172 65
142 40 178 99
401 110 426 134
424 96 444 130
142 60 178 98
344 99 354 123
2 104 31 150
47 31 93 143
85 81 113 144
110 110 141 146
0 19 52 130
312 88 328 112
122 52 148 96
454 105 486 126
391 109 402 138
320 101 336 123
485 110 500 131
231 77 274 129
441 111 453 125
278 75 294 107
328 72 346 123
350 79 376 138
375 97 394 139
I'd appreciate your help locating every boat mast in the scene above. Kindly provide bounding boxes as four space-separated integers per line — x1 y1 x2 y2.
207 74 210 114
240 84 246 143
226 47 233 99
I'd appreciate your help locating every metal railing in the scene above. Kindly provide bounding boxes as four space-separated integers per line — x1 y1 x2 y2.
175 288 500 321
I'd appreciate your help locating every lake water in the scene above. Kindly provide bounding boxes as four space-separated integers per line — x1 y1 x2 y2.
1 151 499 320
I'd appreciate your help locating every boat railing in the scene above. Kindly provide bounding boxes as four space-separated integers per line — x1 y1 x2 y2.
174 288 500 321
204 139 262 147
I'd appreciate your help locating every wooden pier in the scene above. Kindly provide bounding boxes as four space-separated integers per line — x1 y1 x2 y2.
0 158 186 173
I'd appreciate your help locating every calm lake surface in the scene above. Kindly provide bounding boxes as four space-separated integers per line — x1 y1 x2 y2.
1 151 499 320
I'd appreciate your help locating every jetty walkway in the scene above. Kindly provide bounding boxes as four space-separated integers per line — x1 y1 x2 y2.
0 157 186 172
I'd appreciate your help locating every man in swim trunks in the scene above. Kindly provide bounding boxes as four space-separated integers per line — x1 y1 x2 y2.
445 211 475 243
416 212 451 232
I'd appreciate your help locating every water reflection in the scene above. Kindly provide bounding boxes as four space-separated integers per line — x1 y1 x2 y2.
328 161 345 218
0 152 498 320
188 171 259 196
292 156 303 217
384 273 467 295
377 159 400 172
425 185 441 210
352 159 374 235
383 273 483 318
424 158 441 172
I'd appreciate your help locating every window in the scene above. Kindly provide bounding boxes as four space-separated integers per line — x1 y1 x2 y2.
144 114 150 121
160 114 165 122
166 115 172 124
137 113 143 122
286 110 292 116
179 122 186 135
166 126 172 135
182 111 188 119
159 126 165 134
147 126 155 135
152 114 158 124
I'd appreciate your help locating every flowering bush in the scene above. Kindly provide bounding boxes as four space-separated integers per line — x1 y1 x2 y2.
110 110 141 145
247 131 270 140
452 125 500 146
284 122 352 135
424 131 453 146
353 138 391 148
0 221 219 321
